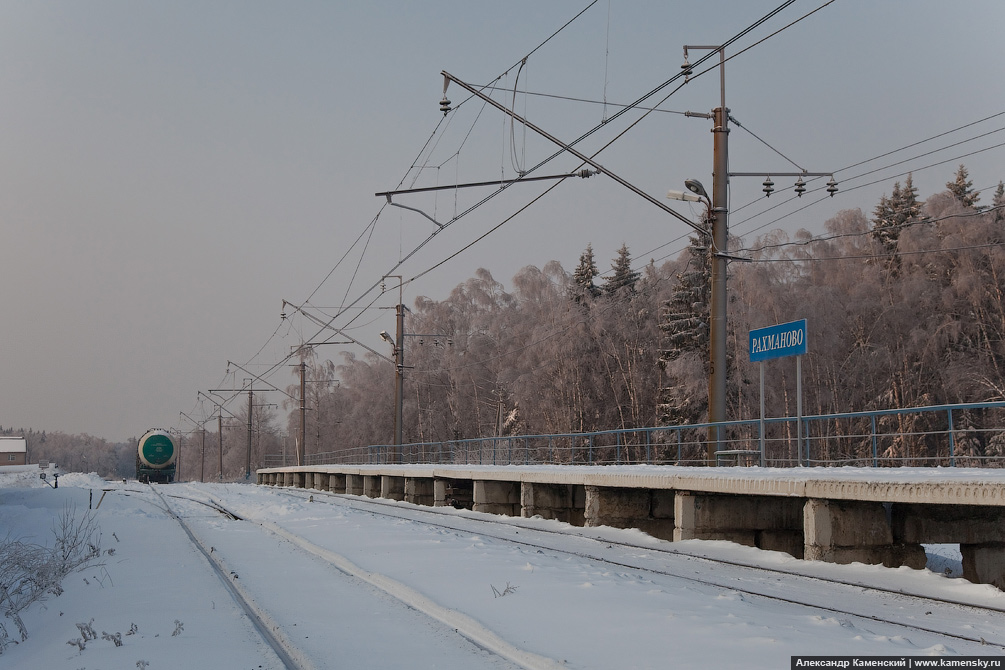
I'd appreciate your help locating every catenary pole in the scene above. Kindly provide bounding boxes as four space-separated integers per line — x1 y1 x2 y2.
685 45 729 465
218 413 223 481
394 302 404 460
246 389 253 479
299 360 306 467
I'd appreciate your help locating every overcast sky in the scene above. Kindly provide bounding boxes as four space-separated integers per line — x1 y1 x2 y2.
2 1 1003 442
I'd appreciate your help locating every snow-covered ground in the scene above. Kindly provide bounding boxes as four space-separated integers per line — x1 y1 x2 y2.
2 468 1004 669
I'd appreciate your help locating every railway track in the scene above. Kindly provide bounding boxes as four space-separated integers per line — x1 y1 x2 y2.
145 484 547 670
257 485 1005 651
147 485 311 670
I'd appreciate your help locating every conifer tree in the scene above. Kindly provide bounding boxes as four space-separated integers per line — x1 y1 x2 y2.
872 174 921 272
658 236 710 426
993 181 1004 223
948 164 980 208
659 237 710 361
894 173 921 225
603 243 641 296
872 184 900 253
572 243 601 302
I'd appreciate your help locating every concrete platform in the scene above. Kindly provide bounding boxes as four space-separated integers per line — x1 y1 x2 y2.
257 464 1005 588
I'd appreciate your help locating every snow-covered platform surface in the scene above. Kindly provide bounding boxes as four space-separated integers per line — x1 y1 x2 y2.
259 464 1005 505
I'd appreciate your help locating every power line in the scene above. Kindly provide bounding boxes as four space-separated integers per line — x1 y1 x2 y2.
731 112 1005 218
303 2 602 309
632 116 1005 284
730 139 1005 240
739 205 1005 256
401 0 807 286
210 1 818 412
754 240 1005 264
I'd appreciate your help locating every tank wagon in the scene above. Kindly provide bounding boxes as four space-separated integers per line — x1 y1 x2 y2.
136 429 177 483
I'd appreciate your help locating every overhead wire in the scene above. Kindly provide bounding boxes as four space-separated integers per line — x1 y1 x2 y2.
741 205 1005 257
756 240 1005 264
254 0 804 392
402 0 804 285
403 0 837 291
730 114 1005 219
397 0 1002 388
631 113 1005 272
731 138 1005 241
291 1 611 343
231 0 895 428
213 0 812 411
479 85 692 116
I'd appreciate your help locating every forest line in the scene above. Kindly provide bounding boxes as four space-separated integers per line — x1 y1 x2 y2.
10 167 1005 477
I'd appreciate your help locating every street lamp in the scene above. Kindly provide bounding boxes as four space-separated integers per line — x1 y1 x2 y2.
666 189 703 203
684 179 709 201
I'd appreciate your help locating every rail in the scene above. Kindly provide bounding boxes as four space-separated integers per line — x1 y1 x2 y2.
263 401 1005 469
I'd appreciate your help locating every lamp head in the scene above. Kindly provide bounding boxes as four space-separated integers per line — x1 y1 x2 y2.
379 330 393 343
667 189 702 203
684 179 708 199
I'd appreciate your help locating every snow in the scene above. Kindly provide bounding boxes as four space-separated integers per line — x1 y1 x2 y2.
2 469 1004 669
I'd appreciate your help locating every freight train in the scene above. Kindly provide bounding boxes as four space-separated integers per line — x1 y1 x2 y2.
136 429 177 483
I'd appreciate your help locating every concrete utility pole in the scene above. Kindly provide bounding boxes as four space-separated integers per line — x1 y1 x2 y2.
393 302 405 460
246 388 253 480
709 88 729 466
200 427 206 483
684 45 729 466
299 360 306 467
380 276 406 463
218 413 223 480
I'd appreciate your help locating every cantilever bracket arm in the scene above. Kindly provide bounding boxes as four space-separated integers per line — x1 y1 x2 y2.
284 299 396 365
441 70 705 235
225 360 298 402
384 196 446 229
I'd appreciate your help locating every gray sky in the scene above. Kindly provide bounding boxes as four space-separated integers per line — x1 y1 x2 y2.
2 1 1003 442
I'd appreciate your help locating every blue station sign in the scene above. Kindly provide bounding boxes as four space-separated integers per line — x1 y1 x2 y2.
749 319 807 362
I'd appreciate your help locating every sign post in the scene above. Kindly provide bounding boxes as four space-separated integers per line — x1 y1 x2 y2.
749 319 807 467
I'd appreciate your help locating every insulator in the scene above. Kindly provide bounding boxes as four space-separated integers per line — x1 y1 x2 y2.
827 177 838 197
794 177 806 197
681 60 693 78
439 96 452 115
577 168 597 179
280 311 286 321
762 176 774 197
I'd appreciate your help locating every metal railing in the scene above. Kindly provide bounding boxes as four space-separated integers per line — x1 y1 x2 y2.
264 401 1005 469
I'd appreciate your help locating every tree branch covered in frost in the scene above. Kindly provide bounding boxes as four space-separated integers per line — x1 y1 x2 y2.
0 505 101 652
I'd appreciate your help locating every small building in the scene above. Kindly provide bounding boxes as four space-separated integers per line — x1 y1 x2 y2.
0 436 27 466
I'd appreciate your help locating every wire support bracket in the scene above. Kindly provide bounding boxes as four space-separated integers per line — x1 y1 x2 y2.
375 170 599 201
384 199 447 229
440 70 706 235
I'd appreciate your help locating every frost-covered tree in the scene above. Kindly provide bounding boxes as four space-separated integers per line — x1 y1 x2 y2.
659 236 709 362
572 243 601 302
993 181 1004 223
658 236 710 427
947 164 979 208
873 174 921 249
872 174 921 272
602 243 641 296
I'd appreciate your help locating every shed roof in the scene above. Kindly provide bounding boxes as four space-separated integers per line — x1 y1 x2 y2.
0 437 27 452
